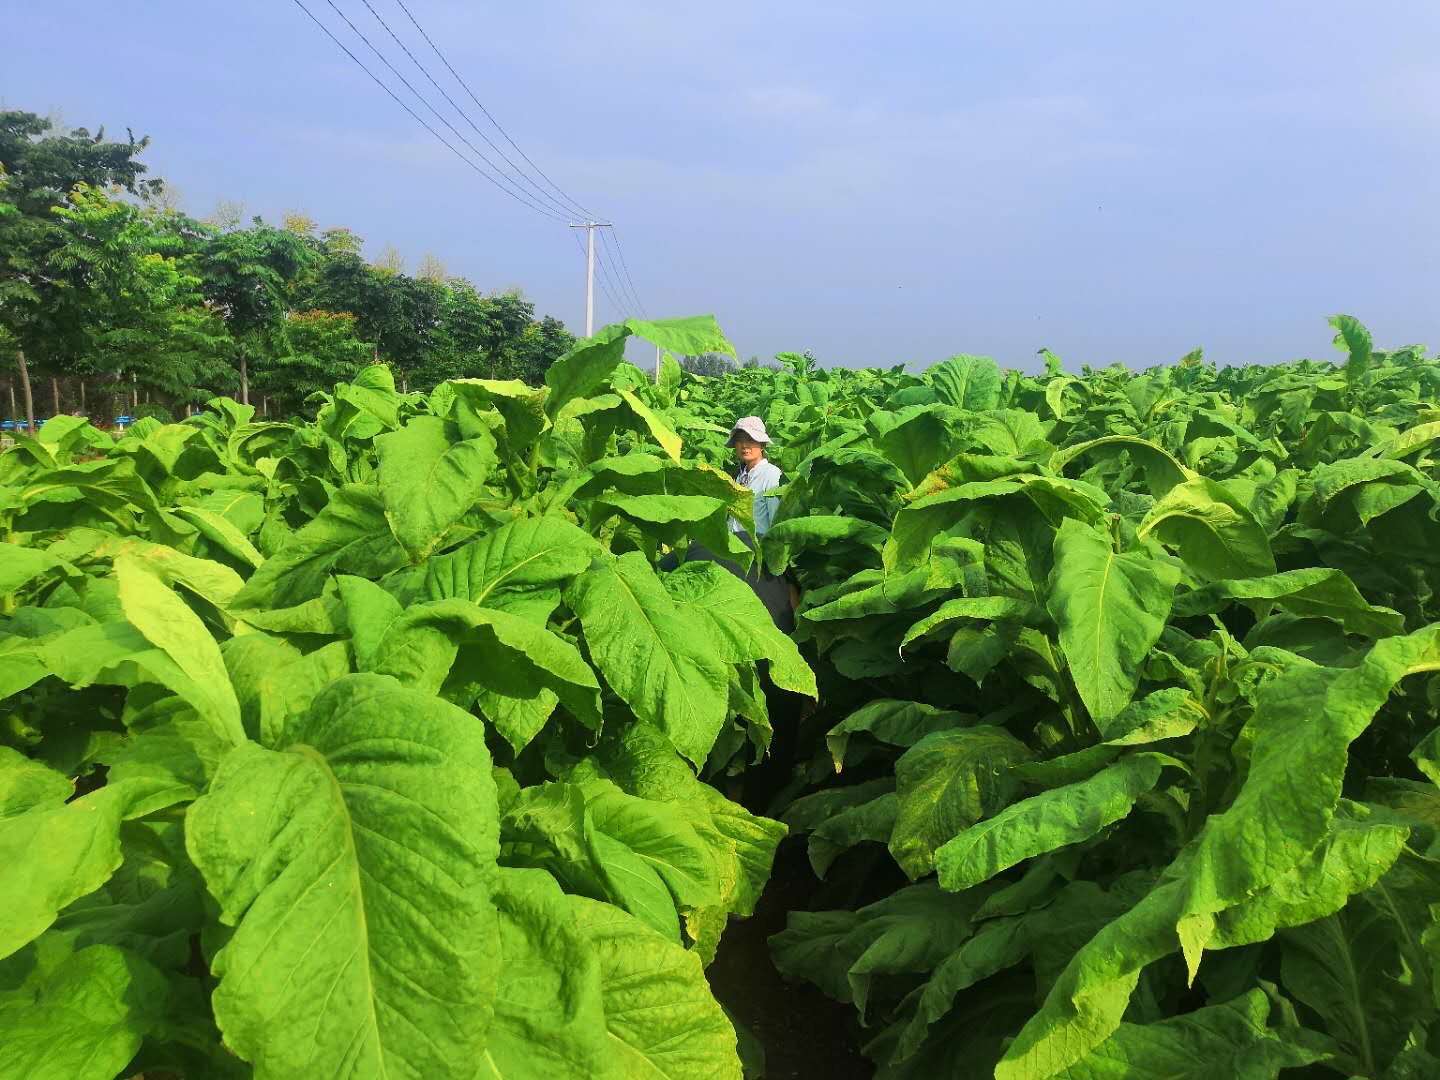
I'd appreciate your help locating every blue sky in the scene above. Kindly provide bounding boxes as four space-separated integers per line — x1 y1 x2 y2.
8 1 1440 370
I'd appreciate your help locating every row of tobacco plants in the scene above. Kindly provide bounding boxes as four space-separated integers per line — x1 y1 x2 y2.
0 316 816 1078
6 311 1440 1079
691 317 1438 1079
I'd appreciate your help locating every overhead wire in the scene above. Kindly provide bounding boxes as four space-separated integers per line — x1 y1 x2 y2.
597 229 646 319
570 229 632 321
605 226 649 318
353 0 581 222
389 0 596 221
295 0 651 325
315 0 570 223
290 0 569 223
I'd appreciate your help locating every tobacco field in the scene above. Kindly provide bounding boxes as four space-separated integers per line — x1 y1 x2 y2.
3 313 1440 1079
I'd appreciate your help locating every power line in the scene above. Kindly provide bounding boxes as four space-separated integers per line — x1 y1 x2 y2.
352 0 580 222
571 229 631 322
608 226 649 317
594 232 637 320
598 228 646 318
390 0 595 221
315 0 570 223
290 0 565 224
293 0 652 332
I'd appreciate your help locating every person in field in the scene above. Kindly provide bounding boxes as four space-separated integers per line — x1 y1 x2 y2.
658 414 794 632
726 415 782 542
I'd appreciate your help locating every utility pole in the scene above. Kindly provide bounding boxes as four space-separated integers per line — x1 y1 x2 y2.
655 344 661 384
569 221 610 337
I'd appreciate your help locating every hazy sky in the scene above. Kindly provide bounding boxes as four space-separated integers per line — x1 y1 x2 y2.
8 1 1440 371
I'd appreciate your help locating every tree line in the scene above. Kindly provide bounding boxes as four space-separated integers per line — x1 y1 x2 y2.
0 109 577 428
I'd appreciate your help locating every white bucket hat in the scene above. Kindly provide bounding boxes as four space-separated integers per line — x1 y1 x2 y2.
725 416 771 446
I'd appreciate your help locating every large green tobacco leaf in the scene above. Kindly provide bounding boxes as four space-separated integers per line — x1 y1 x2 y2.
24 616 234 741
231 484 407 610
900 595 1044 651
1331 312 1373 384
1059 988 1323 1079
935 754 1164 893
1305 458 1427 527
0 542 75 596
995 807 1410 1078
1138 476 1276 581
186 675 501 1079
1046 518 1180 722
504 783 679 940
546 316 732 421
376 415 498 561
1049 436 1192 499
615 386 683 462
0 750 131 959
502 779 722 940
115 555 244 747
771 883 980 1010
885 478 1029 569
1095 687 1203 745
661 561 817 697
344 595 602 731
808 792 899 878
1273 843 1440 1076
567 553 729 767
0 944 169 1080
1279 911 1410 1076
587 781 721 933
171 502 265 569
1174 626 1440 981
224 634 353 746
930 354 1002 410
569 895 742 1080
825 699 970 772
693 782 786 920
1172 567 1404 638
889 726 1031 879
760 515 889 575
421 516 601 621
103 715 230 818
480 868 610 1079
561 725 785 962
891 917 1031 1062
445 378 549 452
71 532 247 612
875 406 968 486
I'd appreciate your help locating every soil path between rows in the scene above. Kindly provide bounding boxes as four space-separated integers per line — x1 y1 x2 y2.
708 838 874 1080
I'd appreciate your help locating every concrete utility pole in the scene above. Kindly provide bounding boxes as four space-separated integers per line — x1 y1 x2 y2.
655 344 662 384
568 221 610 337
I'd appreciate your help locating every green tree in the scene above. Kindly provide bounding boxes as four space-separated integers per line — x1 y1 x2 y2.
257 309 373 414
507 313 576 384
0 109 161 427
195 222 312 405
681 353 737 377
49 185 230 417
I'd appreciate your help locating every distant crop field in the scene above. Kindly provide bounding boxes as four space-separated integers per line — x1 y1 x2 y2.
3 314 1439 1080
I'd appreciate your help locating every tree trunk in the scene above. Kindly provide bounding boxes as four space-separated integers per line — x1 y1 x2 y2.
80 379 86 414
16 349 35 433
239 353 249 406
132 375 138 411
50 376 60 418
262 395 269 417
7 382 15 422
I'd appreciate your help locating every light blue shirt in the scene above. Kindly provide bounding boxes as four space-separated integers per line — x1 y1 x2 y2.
731 457 783 540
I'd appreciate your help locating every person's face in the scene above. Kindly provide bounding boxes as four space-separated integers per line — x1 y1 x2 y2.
732 434 765 468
